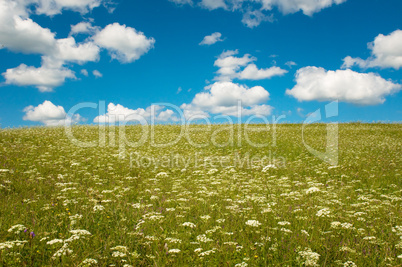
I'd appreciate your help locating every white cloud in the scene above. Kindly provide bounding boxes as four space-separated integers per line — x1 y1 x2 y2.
285 61 297 68
169 0 347 27
200 0 227 10
238 64 287 80
342 29 402 70
214 50 287 81
34 0 103 16
81 69 89 76
259 0 347 16
286 66 402 105
49 37 100 64
70 21 100 35
23 100 82 126
94 103 177 123
169 0 193 5
199 32 224 45
93 23 155 63
181 81 273 118
0 1 56 54
93 70 102 78
241 9 273 28
3 64 75 92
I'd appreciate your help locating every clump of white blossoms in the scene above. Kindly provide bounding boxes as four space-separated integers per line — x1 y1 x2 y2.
278 221 291 226
245 220 261 227
79 258 98 266
200 215 211 221
182 222 196 228
156 172 168 178
93 204 105 212
306 187 321 194
316 208 331 217
196 234 213 243
168 249 181 254
298 248 320 266
70 229 91 236
8 224 26 234
343 261 357 267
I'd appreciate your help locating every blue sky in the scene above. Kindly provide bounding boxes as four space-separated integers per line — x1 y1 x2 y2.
0 0 401 127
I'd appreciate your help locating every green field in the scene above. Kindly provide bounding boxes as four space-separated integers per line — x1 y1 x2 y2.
0 124 401 266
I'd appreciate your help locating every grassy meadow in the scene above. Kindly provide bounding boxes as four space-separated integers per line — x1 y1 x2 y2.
0 123 401 266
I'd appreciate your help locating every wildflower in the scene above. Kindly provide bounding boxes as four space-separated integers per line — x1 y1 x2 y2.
194 248 203 253
298 248 320 266
182 222 196 228
306 187 320 194
343 261 357 267
93 204 105 212
8 224 26 234
196 234 213 243
245 220 261 227
234 262 248 267
316 208 331 217
198 248 216 257
70 229 91 236
79 258 98 266
47 239 64 245
278 221 291 226
168 249 181 254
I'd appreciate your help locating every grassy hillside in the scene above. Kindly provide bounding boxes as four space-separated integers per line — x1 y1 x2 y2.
0 124 401 266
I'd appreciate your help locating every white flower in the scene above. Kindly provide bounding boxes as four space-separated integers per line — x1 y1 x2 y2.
343 261 357 267
196 234 213 243
198 248 216 257
79 258 98 266
47 239 64 245
234 262 248 267
278 221 291 226
316 208 331 217
168 249 181 254
194 248 203 253
8 224 26 234
70 229 91 236
306 187 321 194
245 220 261 227
200 215 211 221
182 222 196 228
156 172 168 177
298 248 320 266
93 204 105 212
112 251 126 257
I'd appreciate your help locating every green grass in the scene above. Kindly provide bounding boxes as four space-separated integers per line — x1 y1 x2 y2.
0 123 401 266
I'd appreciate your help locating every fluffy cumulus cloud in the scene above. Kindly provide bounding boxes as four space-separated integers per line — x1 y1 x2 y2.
342 29 402 70
94 103 178 124
214 50 287 81
286 66 401 105
181 81 273 118
3 64 75 92
93 23 155 63
199 32 224 45
0 1 155 92
0 1 55 54
23 100 82 126
33 0 103 16
168 0 347 27
69 21 100 36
